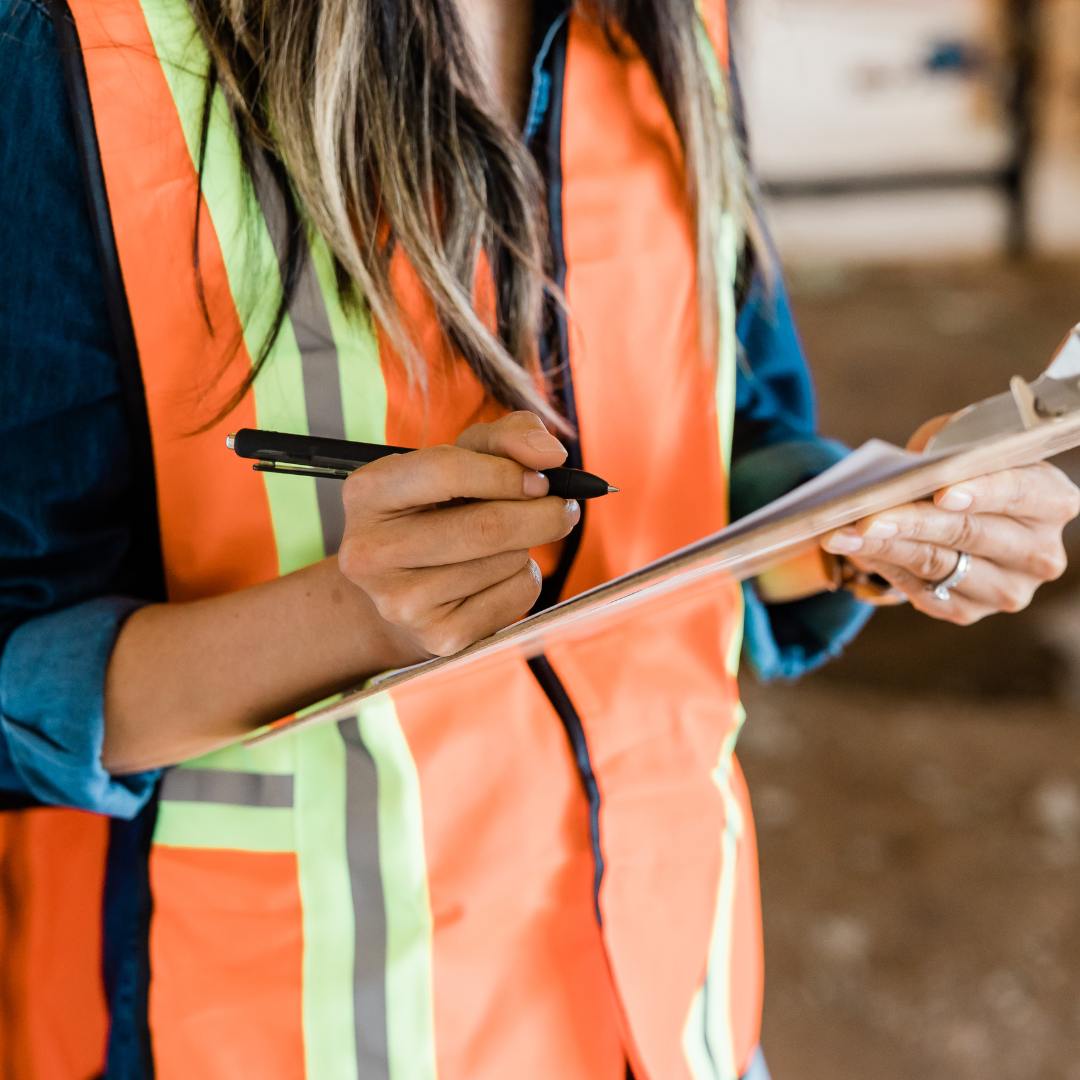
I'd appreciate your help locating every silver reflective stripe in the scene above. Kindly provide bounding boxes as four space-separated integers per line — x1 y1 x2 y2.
252 153 348 555
253 157 389 1069
160 768 294 807
337 716 390 1077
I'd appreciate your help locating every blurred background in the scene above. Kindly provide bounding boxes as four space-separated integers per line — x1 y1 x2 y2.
731 1 1080 1077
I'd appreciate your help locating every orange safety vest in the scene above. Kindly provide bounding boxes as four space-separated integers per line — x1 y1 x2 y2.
0 809 109 1079
54 1 761 1077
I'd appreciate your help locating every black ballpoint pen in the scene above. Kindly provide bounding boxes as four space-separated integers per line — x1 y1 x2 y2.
226 428 620 501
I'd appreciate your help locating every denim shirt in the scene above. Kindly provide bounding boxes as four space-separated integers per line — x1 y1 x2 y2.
0 0 870 815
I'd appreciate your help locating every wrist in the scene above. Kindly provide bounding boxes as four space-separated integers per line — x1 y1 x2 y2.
755 545 840 604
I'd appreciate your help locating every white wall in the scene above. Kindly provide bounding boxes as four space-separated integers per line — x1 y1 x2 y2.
739 0 1080 260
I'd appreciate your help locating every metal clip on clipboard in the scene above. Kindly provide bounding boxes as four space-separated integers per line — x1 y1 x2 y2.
927 323 1080 452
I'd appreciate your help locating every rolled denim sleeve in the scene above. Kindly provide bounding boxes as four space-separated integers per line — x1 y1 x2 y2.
0 0 158 815
733 268 873 680
0 598 157 815
732 440 874 681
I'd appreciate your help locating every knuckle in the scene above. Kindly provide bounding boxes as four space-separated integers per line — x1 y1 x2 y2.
424 443 461 475
1007 472 1027 513
551 500 579 541
1030 543 1068 581
1057 485 1080 522
473 504 511 548
913 546 949 581
901 514 926 542
341 466 374 507
496 549 532 576
381 583 427 629
338 534 378 581
424 625 472 658
454 422 486 451
951 607 983 627
494 567 542 625
518 562 543 605
371 590 405 628
506 409 543 429
997 583 1032 614
954 514 981 551
859 535 887 558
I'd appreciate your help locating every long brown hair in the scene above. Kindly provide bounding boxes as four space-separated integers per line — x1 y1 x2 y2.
190 0 747 426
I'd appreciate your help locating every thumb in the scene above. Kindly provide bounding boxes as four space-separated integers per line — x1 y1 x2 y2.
456 411 568 471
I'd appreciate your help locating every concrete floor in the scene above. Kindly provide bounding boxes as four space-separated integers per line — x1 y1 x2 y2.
740 259 1080 1080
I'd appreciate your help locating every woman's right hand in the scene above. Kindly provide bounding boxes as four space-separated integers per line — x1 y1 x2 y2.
338 412 578 658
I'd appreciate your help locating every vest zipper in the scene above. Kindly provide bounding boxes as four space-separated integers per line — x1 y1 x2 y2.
527 656 604 923
533 4 584 613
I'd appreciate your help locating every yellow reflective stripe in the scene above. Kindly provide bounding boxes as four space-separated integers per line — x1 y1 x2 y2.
141 0 322 575
154 802 295 852
725 585 746 680
357 694 438 1080
293 722 359 1078
685 11 750 1076
682 717 747 1080
142 8 395 1078
716 211 739 477
169 736 298 776
682 990 712 1079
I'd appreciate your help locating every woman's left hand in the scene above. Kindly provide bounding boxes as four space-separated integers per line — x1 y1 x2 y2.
821 419 1080 625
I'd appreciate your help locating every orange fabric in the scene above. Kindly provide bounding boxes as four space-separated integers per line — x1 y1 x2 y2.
560 13 728 590
380 256 505 449
729 761 765 1076
393 660 625 1079
378 257 564 577
0 810 109 1080
64 1 763 1077
546 15 757 1076
701 0 731 69
71 0 279 604
72 2 290 1072
148 848 306 1080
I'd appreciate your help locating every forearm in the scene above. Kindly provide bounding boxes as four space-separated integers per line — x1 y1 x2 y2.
102 558 421 773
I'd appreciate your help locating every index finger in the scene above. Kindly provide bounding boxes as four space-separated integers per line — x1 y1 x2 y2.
934 463 1080 522
456 411 568 471
343 444 549 516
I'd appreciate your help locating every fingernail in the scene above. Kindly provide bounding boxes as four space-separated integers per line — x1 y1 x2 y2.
939 488 973 512
864 519 899 540
522 470 549 497
566 499 581 521
823 530 863 554
523 429 565 457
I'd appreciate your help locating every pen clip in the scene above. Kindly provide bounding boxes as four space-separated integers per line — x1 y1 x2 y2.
253 461 352 481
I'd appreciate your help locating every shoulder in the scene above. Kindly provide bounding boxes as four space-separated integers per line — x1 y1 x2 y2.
1 0 67 169
1 0 57 47
0 0 123 433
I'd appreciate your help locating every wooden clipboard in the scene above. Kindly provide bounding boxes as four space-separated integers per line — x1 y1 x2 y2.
247 406 1080 746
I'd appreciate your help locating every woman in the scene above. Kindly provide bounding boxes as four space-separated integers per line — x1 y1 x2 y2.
1 0 1076 1077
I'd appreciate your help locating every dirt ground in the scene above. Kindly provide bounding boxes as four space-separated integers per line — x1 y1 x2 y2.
740 259 1080 1080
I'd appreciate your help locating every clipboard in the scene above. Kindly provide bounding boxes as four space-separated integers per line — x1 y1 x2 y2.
248 326 1080 747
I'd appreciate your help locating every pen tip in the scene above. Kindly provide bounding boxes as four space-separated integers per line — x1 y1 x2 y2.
607 485 620 494
225 433 236 451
